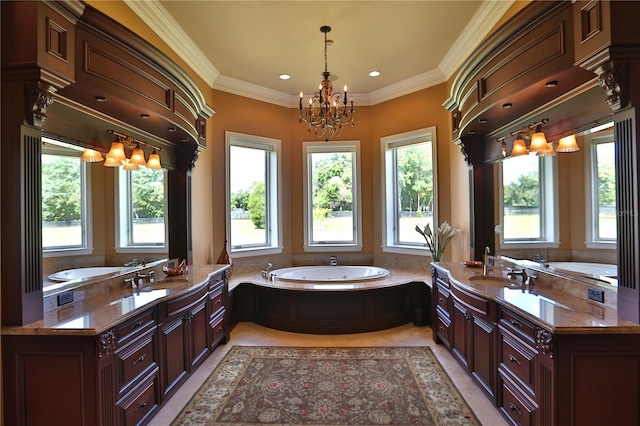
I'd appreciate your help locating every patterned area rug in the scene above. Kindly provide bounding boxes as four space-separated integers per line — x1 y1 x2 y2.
172 346 479 425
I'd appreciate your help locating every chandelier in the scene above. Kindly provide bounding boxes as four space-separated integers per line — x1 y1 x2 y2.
299 25 354 141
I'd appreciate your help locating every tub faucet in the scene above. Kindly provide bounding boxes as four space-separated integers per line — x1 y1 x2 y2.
330 256 338 266
261 263 273 280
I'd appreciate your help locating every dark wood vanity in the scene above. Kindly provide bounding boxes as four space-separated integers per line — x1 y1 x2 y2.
2 266 229 426
432 262 640 426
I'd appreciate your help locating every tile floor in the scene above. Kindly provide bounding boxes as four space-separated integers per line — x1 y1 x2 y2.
150 322 508 426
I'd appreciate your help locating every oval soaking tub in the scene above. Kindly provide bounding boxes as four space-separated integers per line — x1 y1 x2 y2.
48 266 129 282
270 265 390 282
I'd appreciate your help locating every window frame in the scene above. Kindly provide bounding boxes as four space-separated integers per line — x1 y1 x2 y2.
584 129 616 249
42 139 93 257
380 127 438 255
115 167 168 254
302 140 362 252
225 131 282 257
498 153 559 249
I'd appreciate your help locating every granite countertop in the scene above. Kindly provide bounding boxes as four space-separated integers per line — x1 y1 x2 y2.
2 264 230 336
433 261 640 335
228 267 431 292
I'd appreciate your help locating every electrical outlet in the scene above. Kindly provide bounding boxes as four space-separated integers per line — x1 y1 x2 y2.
587 287 605 303
57 291 74 306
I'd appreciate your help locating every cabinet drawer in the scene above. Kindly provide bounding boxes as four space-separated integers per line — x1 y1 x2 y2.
160 286 208 320
500 332 536 393
436 286 450 312
451 284 496 321
118 370 159 426
436 311 451 347
435 269 450 288
116 327 157 395
499 308 536 344
116 309 156 347
208 272 225 291
500 378 536 426
210 287 224 316
210 310 225 345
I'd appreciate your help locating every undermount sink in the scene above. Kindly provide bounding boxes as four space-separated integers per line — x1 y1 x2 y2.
469 275 522 288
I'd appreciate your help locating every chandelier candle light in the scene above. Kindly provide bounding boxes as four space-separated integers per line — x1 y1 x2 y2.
299 26 355 142
416 221 461 262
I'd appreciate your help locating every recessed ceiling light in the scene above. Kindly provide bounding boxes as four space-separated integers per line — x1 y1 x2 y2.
502 103 512 109
95 96 107 102
279 74 291 80
369 70 381 77
545 80 558 88
479 118 488 124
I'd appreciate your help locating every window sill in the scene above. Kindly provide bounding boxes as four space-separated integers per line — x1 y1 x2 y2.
585 241 617 249
499 241 560 250
382 245 429 256
303 244 363 253
231 246 283 258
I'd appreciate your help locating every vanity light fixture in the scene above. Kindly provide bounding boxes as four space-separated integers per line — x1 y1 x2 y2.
81 148 104 162
556 134 580 152
510 136 529 157
529 127 550 153
82 130 163 170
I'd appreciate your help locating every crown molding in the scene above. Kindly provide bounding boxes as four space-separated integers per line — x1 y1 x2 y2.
439 0 515 80
123 0 219 87
213 75 295 108
369 69 446 105
128 0 512 108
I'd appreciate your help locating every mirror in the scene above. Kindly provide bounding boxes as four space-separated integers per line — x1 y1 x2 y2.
41 136 168 289
494 122 617 287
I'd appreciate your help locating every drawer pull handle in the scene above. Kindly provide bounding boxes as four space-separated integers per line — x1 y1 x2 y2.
134 399 147 414
131 321 144 330
509 355 521 366
216 326 223 332
510 319 523 329
215 299 222 304
509 403 522 416
133 355 146 366
438 297 445 304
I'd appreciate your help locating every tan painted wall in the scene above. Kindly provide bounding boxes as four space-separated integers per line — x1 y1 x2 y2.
207 84 466 261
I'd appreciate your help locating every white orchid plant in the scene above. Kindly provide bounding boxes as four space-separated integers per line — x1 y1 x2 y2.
415 221 461 261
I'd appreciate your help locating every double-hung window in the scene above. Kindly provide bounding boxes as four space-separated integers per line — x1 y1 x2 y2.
499 153 558 247
381 127 437 254
226 131 281 256
303 141 361 251
584 127 616 247
42 138 92 256
116 166 167 252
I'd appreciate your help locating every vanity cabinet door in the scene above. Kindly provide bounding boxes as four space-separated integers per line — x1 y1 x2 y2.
157 286 210 402
450 284 498 402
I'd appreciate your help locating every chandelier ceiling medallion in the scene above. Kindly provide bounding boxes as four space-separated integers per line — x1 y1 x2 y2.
299 25 354 141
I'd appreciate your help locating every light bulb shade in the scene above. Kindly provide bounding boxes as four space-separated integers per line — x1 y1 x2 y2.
122 159 139 170
103 156 122 167
106 141 126 162
510 139 529 157
556 134 580 152
129 146 146 166
81 148 103 163
536 142 556 156
529 132 549 153
146 152 162 169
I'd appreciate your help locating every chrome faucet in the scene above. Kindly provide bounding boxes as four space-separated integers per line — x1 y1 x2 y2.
483 246 491 275
261 263 273 280
330 256 338 266
124 277 137 289
506 267 536 290
137 270 155 286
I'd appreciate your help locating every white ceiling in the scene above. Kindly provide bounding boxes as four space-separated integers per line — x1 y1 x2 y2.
125 1 515 107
